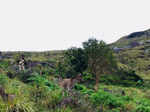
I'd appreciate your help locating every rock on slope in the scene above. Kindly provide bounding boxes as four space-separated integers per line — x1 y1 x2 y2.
112 29 150 76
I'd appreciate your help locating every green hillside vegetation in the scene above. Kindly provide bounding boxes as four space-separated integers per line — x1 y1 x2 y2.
0 34 150 112
112 29 150 47
112 29 150 86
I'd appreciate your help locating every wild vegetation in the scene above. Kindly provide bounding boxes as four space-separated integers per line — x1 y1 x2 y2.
0 31 150 112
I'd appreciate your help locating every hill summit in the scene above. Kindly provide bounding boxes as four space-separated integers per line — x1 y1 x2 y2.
112 29 150 48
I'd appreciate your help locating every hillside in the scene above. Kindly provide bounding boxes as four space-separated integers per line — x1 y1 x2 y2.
111 29 150 83
1 33 150 111
112 29 150 48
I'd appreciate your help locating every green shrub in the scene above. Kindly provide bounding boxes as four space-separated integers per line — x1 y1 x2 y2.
0 74 9 86
136 99 150 112
90 89 129 109
28 74 59 90
0 60 10 70
47 89 63 109
16 70 33 83
100 74 120 85
8 99 36 112
49 106 73 112
82 72 94 81
75 84 94 95
0 92 36 112
31 85 63 110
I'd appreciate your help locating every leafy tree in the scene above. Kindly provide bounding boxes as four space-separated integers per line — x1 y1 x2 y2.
83 38 117 90
55 60 68 78
64 47 88 77
56 56 77 78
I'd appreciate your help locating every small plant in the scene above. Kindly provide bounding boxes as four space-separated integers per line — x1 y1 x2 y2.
82 72 94 81
49 106 73 112
47 89 63 109
8 99 36 112
0 74 9 86
0 90 36 112
90 89 130 109
135 99 150 112
31 85 63 110
28 73 59 90
0 60 10 70
75 84 94 95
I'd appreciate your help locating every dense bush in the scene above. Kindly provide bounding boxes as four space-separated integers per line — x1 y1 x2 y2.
90 89 131 110
135 99 150 112
28 73 59 90
75 84 94 95
0 74 9 86
64 47 88 76
0 60 10 70
116 69 143 87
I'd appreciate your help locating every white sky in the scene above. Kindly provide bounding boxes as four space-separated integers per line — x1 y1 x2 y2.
0 0 150 51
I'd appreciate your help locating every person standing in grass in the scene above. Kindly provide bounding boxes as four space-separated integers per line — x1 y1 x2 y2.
18 55 25 71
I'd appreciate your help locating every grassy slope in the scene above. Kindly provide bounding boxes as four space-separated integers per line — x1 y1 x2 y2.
111 29 150 47
112 29 150 79
1 30 150 111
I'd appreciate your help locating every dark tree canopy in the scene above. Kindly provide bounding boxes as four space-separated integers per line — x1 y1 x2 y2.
65 47 88 76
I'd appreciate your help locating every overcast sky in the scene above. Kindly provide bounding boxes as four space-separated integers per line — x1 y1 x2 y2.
0 0 150 51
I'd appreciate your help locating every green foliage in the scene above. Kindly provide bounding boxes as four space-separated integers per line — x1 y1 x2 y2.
47 89 63 109
135 99 150 112
90 89 130 109
28 73 46 85
49 107 73 112
64 47 88 76
116 65 143 86
83 38 117 74
8 98 36 112
0 74 9 86
75 84 94 95
30 85 63 110
0 99 35 112
28 73 59 90
83 38 117 90
2 36 150 112
0 78 36 112
100 74 120 85
55 60 68 78
16 70 31 83
112 29 150 47
82 72 94 81
0 60 10 70
41 66 55 76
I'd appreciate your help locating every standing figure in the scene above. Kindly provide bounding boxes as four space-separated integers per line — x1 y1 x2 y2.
18 55 25 71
